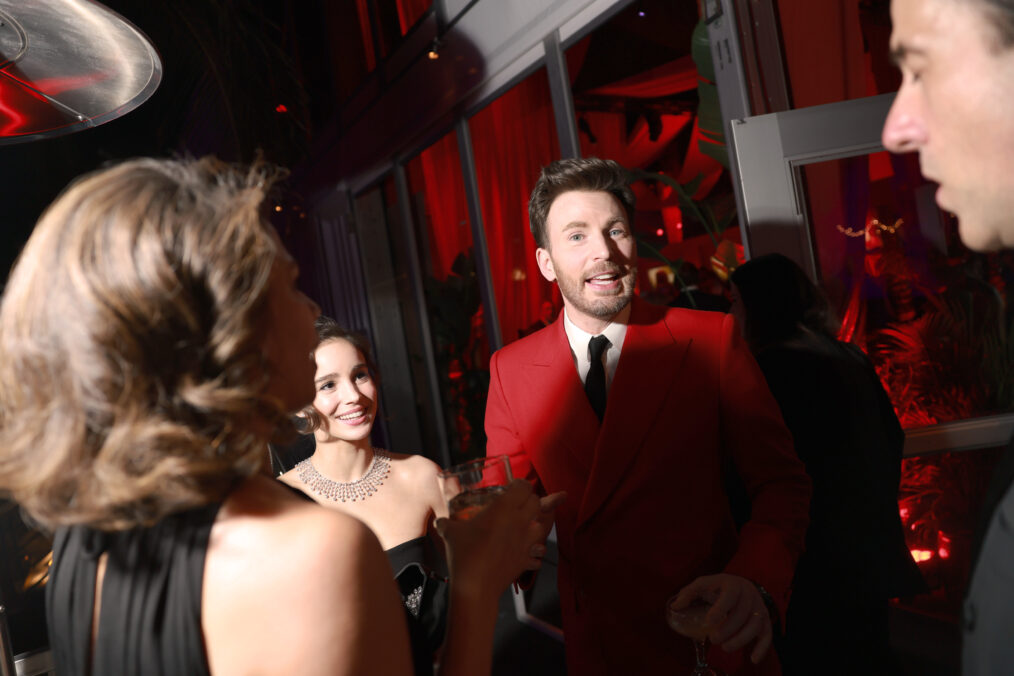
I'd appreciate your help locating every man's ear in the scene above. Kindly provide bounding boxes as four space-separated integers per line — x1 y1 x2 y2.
536 247 556 282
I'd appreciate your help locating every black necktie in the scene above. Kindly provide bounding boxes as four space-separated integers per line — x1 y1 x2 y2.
585 335 610 421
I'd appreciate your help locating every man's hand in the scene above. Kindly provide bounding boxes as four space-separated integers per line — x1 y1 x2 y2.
670 573 772 664
524 492 566 569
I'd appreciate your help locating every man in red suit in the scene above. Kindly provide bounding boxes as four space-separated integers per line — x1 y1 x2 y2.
485 158 811 675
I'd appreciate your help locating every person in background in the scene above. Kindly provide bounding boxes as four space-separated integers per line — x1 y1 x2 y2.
520 300 558 337
731 253 926 676
670 262 731 312
881 1 1014 672
0 156 559 676
642 268 676 306
485 157 811 675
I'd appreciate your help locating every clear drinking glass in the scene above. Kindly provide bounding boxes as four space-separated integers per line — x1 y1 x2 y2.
666 595 726 676
438 455 513 521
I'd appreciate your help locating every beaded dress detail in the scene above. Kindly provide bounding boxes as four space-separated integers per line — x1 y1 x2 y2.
295 449 390 502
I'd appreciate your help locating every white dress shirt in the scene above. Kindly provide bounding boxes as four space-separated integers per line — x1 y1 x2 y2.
562 305 629 392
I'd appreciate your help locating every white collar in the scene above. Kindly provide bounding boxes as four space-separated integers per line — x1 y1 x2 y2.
562 305 629 349
562 304 629 387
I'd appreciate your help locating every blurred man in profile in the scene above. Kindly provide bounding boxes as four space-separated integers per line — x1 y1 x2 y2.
882 0 1014 672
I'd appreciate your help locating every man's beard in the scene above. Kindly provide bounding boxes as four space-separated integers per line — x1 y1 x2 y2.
557 264 637 319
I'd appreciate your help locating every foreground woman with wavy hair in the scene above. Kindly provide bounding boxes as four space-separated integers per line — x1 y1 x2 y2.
0 156 557 675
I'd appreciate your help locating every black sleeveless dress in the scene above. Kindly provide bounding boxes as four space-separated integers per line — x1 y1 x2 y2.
46 503 220 676
46 491 449 676
386 536 449 676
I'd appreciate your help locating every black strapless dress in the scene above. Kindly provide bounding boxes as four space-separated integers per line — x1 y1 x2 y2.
386 535 449 676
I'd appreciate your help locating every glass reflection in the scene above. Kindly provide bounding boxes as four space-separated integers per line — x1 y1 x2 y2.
804 151 1014 428
405 132 488 463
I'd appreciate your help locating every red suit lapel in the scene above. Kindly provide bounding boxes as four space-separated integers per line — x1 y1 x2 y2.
577 299 692 527
512 319 601 508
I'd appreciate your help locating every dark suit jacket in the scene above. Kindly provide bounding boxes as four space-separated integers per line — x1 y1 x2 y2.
670 288 731 313
963 435 1014 674
755 337 925 605
485 298 811 675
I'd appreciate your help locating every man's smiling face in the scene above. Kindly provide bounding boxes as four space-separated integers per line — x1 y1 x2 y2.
536 190 637 334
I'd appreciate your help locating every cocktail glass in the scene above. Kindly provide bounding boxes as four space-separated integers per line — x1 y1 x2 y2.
666 594 726 676
438 455 513 521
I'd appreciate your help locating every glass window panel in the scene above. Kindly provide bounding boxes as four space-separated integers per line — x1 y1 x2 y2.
567 1 738 309
775 0 898 109
405 131 488 463
370 0 400 60
297 2 370 109
468 67 561 346
353 0 378 73
377 175 441 458
896 447 1003 632
393 0 432 35
804 151 1014 428
367 0 432 63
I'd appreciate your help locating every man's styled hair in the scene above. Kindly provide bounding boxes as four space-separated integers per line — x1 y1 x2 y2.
0 156 291 531
300 316 379 433
528 157 636 250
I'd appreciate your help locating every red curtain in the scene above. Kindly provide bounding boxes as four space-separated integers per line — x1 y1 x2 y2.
395 0 431 35
411 131 473 281
355 0 376 72
469 69 560 346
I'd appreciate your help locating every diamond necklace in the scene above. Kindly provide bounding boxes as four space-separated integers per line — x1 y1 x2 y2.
295 448 390 503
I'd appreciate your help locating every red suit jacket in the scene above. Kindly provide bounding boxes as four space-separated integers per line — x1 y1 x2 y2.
485 299 811 675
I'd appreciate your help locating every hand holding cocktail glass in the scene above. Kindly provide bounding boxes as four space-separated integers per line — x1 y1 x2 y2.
436 456 565 591
668 573 773 674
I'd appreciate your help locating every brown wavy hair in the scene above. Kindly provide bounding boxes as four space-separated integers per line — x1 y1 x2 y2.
299 316 378 433
0 156 294 531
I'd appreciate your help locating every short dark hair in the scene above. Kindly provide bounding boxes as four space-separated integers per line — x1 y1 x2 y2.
300 316 379 433
528 157 636 249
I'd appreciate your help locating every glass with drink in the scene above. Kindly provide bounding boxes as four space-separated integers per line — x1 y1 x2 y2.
439 455 537 592
438 455 513 521
666 594 726 676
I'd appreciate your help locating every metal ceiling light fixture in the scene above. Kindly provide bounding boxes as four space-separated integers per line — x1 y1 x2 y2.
0 0 162 145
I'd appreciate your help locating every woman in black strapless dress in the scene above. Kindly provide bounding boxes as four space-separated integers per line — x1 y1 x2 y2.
279 316 449 675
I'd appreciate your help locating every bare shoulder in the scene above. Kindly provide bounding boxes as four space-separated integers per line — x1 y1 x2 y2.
386 452 447 517
206 475 376 598
203 476 408 674
387 451 442 479
277 465 302 490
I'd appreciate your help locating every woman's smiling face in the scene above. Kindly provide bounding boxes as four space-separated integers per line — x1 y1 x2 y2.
310 338 378 444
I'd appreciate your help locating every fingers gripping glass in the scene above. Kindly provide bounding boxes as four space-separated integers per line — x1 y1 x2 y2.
666 595 726 676
437 455 513 521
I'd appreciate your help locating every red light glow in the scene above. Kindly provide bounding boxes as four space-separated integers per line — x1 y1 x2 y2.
655 228 664 237
938 547 950 559
275 104 288 113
